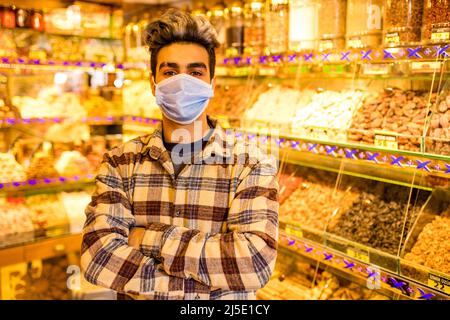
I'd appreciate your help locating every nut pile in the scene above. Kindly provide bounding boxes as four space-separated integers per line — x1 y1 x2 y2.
15 256 72 300
328 282 389 300
349 89 434 151
422 0 450 43
384 0 424 45
26 153 59 180
427 93 450 155
277 171 304 205
404 210 450 274
330 186 429 255
279 168 359 231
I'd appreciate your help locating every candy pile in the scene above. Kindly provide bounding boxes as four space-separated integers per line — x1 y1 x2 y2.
55 151 92 177
0 153 27 183
292 90 368 141
0 200 34 247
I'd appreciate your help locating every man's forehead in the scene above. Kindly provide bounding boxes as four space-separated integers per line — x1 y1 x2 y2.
156 43 209 66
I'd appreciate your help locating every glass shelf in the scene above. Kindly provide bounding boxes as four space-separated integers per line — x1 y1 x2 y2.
0 175 94 196
0 58 123 73
278 226 449 300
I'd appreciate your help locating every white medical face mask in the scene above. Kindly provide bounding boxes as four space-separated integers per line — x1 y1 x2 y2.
153 73 214 125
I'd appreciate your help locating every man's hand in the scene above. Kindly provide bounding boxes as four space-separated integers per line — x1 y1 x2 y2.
128 227 146 249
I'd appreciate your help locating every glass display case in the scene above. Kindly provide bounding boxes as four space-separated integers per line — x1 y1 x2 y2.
422 0 450 45
384 0 424 47
264 0 289 54
225 1 245 56
317 0 347 51
243 0 265 56
289 0 319 51
1 0 449 300
346 0 383 49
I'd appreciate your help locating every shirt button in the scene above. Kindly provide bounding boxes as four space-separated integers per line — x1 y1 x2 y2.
175 211 180 216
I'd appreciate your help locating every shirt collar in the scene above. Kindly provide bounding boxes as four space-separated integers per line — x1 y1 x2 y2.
140 116 232 161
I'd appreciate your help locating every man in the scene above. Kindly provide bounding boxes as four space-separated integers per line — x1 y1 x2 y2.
81 8 279 300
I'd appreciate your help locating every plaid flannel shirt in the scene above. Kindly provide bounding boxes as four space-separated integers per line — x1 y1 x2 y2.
81 118 279 300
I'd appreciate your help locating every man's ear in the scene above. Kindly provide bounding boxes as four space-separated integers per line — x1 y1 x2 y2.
150 73 156 96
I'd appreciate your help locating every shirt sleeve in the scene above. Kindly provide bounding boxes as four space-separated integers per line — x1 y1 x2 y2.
140 155 279 291
80 152 185 299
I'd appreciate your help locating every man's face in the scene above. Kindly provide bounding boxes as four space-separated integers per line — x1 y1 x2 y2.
151 42 214 96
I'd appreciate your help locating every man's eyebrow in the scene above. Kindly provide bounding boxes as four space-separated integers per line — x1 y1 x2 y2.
159 62 179 70
187 62 207 69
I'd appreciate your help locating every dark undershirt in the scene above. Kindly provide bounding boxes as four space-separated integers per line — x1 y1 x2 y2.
163 121 214 177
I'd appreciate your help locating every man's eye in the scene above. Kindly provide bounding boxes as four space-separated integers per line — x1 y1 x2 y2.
164 71 177 76
190 71 203 76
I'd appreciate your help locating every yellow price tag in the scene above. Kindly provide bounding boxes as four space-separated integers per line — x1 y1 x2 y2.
428 274 450 295
348 37 363 49
285 225 303 239
346 246 370 263
385 32 400 45
431 32 450 41
374 133 398 150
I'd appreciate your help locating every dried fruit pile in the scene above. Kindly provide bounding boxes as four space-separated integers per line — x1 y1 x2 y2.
349 89 435 151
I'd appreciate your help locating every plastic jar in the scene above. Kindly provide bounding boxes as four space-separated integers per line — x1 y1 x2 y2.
265 0 289 54
317 0 347 50
289 0 319 51
346 0 383 48
31 9 45 32
1 6 16 29
207 2 227 58
384 0 424 46
244 1 265 56
225 1 245 56
422 0 450 44
15 7 31 28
